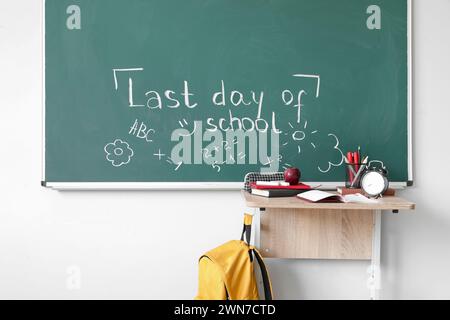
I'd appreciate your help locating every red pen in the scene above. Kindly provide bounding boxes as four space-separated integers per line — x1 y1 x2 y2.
347 152 354 183
354 151 360 172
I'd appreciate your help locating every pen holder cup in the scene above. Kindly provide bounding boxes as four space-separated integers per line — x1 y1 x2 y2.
345 163 366 189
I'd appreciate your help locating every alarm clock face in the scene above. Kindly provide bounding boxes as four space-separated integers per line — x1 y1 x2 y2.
361 171 386 197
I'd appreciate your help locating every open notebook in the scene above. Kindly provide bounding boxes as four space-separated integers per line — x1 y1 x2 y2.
297 190 378 204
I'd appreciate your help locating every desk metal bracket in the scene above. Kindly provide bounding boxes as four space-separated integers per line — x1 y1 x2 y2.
368 210 382 300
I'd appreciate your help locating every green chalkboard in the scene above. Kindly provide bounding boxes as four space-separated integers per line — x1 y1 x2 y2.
44 0 411 187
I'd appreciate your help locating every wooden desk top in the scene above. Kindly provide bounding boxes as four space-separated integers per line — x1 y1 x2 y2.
243 191 415 211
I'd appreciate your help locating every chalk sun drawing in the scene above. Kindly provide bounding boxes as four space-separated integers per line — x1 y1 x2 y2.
282 120 345 174
285 120 318 155
104 139 134 167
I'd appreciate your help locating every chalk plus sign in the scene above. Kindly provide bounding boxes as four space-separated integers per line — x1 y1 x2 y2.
153 149 166 160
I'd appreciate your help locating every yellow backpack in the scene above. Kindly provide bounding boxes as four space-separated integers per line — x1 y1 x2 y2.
195 214 273 300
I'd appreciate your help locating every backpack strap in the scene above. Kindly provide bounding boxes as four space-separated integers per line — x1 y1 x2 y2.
240 213 273 300
240 214 253 244
252 248 273 300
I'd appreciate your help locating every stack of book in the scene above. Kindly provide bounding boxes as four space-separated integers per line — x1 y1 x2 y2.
250 181 311 198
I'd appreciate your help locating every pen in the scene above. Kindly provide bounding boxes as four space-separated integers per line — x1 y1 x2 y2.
354 151 360 172
347 152 354 183
357 146 361 171
351 156 369 187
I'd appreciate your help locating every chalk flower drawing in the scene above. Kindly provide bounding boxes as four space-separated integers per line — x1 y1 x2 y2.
104 139 134 167
317 134 345 173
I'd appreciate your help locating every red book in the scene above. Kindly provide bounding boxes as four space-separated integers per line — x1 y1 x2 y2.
337 187 396 196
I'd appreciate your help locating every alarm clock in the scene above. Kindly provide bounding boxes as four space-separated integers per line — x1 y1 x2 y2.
360 161 389 198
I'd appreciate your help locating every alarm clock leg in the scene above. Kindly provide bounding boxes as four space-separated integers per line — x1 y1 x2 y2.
368 210 382 300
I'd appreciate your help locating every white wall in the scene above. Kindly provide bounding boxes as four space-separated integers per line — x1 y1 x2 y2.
1 0 449 300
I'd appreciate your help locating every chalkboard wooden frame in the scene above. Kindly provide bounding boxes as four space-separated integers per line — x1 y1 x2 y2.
41 0 414 190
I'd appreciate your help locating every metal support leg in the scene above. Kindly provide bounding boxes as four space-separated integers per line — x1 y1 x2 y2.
250 208 264 296
253 208 261 248
368 210 382 300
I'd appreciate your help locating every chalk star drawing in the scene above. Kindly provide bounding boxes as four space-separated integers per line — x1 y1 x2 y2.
263 155 283 167
104 139 134 167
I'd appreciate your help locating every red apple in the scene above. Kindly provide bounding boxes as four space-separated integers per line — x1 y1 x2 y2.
284 167 301 185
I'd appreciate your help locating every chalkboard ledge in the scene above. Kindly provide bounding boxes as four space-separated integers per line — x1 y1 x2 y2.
41 181 412 191
42 182 243 190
